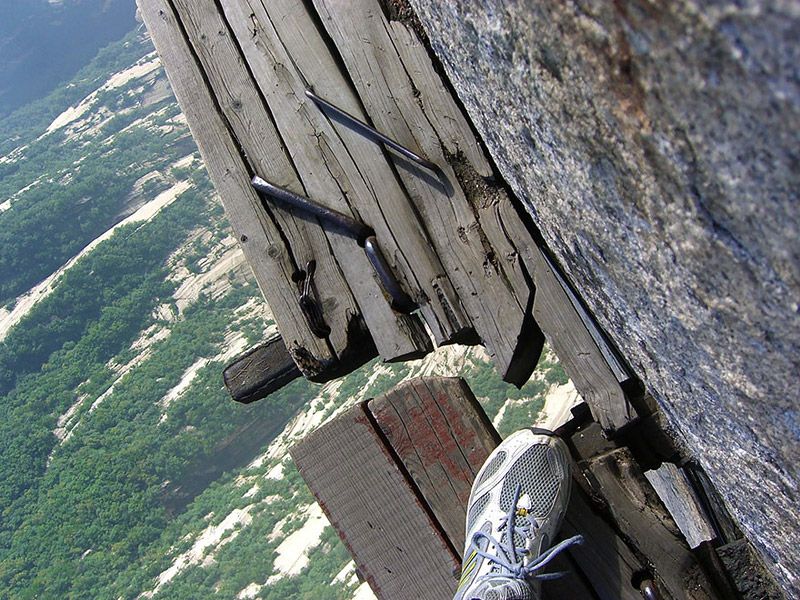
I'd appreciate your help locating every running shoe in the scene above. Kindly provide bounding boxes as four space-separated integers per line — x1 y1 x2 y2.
453 428 583 600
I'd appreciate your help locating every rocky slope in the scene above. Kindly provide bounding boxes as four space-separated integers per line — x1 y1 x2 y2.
0 0 137 119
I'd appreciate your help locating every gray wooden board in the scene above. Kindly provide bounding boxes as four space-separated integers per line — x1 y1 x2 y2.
499 201 635 433
138 0 341 377
586 449 722 600
168 0 431 364
645 462 717 549
220 0 470 348
449 157 547 385
368 377 500 553
290 401 460 600
312 0 537 383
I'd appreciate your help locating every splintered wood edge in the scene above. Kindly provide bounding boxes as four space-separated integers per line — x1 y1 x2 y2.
222 337 301 403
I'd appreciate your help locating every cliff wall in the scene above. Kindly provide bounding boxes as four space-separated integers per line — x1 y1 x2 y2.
408 1 799 596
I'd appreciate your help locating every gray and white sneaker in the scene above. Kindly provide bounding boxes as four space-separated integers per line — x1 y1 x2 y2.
454 428 583 600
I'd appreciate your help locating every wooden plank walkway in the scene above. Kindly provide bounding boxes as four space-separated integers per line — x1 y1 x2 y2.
139 0 637 433
133 4 753 599
291 377 734 600
290 397 462 600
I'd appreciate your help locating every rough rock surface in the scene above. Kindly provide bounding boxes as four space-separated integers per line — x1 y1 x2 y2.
408 1 799 597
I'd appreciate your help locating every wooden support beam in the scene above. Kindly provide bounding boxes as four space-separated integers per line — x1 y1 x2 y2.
222 335 301 404
368 377 500 552
312 0 543 384
499 201 636 434
584 448 724 600
290 400 461 600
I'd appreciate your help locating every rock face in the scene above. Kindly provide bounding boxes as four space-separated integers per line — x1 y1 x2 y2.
408 1 799 597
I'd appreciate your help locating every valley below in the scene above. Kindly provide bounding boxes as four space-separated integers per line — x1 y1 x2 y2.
0 27 578 600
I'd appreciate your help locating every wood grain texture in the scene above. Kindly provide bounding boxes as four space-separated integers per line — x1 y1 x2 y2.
219 0 470 348
312 0 536 383
222 335 301 403
168 0 431 363
138 0 342 378
645 462 717 549
290 401 460 600
368 377 500 552
499 201 635 433
586 449 722 600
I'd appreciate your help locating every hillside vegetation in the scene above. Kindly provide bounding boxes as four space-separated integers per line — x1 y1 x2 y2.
0 29 572 600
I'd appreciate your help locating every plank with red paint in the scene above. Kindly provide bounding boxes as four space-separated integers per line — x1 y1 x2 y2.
368 377 501 553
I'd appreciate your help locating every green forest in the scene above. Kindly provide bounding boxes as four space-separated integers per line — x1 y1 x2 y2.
0 28 570 600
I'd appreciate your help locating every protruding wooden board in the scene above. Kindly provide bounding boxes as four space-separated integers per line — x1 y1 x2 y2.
645 462 717 549
290 401 460 600
585 449 723 600
499 201 635 433
368 377 500 552
219 0 471 348
312 0 540 384
222 335 302 404
167 0 431 363
137 0 342 378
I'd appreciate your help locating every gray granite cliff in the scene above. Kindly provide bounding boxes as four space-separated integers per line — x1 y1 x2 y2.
408 1 799 597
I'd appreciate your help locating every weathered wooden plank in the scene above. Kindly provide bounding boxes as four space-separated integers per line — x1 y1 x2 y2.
168 0 431 363
368 377 500 552
222 335 301 404
645 462 717 549
570 422 618 462
450 160 548 384
499 201 636 433
383 19 492 178
219 0 471 348
290 401 460 600
545 251 632 385
585 449 723 600
312 0 539 384
138 0 347 378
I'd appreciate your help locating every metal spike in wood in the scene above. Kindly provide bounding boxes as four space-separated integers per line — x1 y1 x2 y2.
305 88 439 172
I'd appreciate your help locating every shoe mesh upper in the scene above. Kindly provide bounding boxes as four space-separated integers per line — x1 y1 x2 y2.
499 445 560 518
475 578 533 600
467 492 491 533
477 450 507 487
